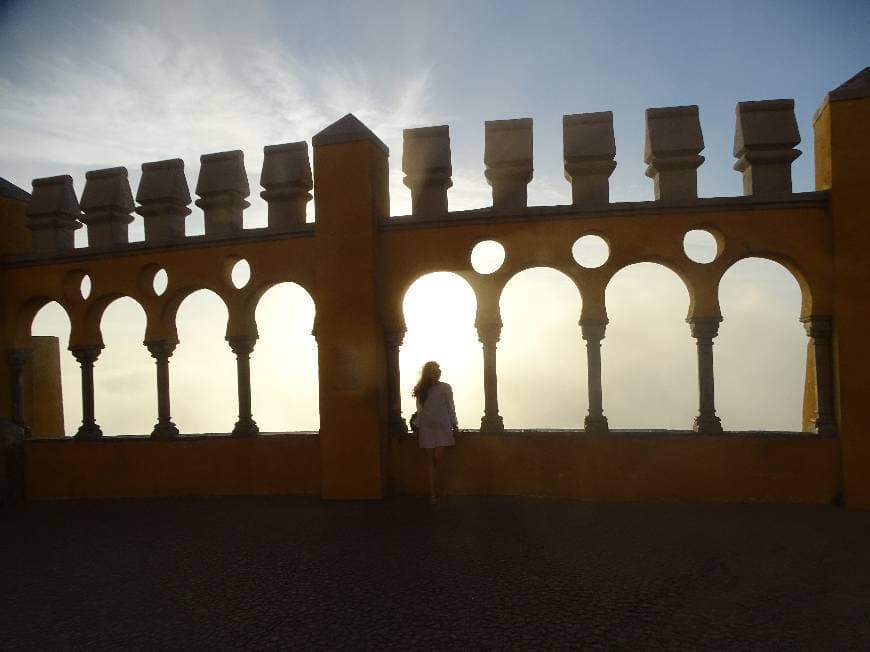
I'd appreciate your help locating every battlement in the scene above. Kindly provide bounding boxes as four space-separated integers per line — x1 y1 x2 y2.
15 94 812 258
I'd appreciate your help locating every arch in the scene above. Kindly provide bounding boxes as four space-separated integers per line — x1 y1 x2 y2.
603 262 695 429
604 257 696 318
14 296 69 345
719 252 813 318
498 266 586 428
716 257 805 431
94 296 154 436
84 293 149 343
170 288 235 434
30 300 77 436
400 272 481 430
250 282 319 432
161 285 230 341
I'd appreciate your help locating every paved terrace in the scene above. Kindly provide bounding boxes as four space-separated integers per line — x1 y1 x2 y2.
2 496 870 650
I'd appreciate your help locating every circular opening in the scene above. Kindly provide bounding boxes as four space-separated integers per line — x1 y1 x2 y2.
153 268 168 296
231 259 251 289
80 275 92 299
470 240 505 274
683 229 719 264
572 235 610 268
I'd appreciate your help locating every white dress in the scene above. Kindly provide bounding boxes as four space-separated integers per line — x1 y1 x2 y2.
416 382 458 449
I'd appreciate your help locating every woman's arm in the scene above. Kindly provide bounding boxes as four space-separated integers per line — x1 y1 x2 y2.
445 384 459 430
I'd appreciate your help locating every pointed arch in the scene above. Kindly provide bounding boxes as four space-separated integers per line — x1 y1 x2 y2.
716 257 805 431
400 272 481 429
499 266 585 428
250 282 319 432
603 262 695 429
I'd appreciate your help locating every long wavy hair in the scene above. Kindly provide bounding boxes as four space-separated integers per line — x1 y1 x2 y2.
412 361 441 404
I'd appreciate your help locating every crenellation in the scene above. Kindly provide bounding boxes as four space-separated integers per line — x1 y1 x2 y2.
260 142 312 231
402 125 452 217
485 118 533 211
644 105 705 201
26 175 82 254
195 150 250 235
136 158 192 245
733 99 801 196
79 167 135 248
563 111 617 205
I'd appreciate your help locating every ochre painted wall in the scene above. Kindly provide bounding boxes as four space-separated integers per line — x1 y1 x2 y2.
390 432 841 504
26 434 320 499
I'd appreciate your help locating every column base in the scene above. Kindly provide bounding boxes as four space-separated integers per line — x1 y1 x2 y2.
813 417 837 436
232 418 259 437
389 414 408 435
151 421 180 439
584 414 609 433
480 414 504 433
693 414 723 434
74 423 103 440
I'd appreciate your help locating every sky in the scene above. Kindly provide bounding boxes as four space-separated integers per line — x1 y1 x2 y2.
2 0 868 435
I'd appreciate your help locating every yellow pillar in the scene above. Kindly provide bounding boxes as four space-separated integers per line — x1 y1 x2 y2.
312 114 390 499
813 68 870 507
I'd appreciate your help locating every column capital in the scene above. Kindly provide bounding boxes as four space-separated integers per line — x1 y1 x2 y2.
476 321 502 345
384 327 406 348
145 340 178 359
69 345 103 366
801 315 833 339
688 316 722 339
227 336 257 357
579 318 608 342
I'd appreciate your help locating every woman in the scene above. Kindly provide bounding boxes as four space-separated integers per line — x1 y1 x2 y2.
412 361 459 504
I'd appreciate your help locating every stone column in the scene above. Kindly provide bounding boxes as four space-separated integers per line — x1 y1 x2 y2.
146 341 179 439
70 345 103 440
580 320 609 433
7 349 32 437
563 112 617 205
477 321 504 433
195 150 250 235
485 118 533 211
402 126 452 217
644 106 705 201
79 167 135 247
801 316 836 435
689 317 723 433
26 175 82 253
228 336 258 437
384 328 408 434
260 142 313 231
733 99 801 196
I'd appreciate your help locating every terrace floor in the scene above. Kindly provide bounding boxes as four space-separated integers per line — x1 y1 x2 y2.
2 495 870 650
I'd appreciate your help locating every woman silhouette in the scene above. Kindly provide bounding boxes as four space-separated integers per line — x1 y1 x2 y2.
412 361 459 504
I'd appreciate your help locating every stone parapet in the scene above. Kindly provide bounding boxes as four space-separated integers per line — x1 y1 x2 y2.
260 142 312 231
485 118 533 211
402 126 452 217
195 150 250 235
734 99 801 196
26 175 82 253
136 158 192 244
644 106 705 201
563 111 616 205
80 167 135 247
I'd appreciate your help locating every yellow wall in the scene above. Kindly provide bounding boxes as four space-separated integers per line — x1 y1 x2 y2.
4 82 870 506
26 434 320 499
